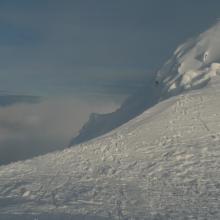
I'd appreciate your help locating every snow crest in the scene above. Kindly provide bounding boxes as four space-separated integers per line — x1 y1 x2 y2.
156 21 220 98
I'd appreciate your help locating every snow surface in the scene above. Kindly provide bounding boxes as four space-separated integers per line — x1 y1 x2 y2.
157 22 220 98
1 22 220 219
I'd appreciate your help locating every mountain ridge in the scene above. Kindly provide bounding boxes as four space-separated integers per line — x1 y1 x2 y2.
70 21 220 147
1 22 220 219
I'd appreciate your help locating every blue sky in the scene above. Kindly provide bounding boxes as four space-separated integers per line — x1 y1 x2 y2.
0 0 219 98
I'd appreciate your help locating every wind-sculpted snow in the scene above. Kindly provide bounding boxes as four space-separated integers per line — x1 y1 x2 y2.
1 23 220 219
71 22 220 146
156 21 220 98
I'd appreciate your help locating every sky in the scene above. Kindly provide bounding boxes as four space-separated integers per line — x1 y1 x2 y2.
0 0 220 164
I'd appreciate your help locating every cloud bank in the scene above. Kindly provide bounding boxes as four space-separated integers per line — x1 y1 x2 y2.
1 0 219 97
0 94 40 107
0 97 118 165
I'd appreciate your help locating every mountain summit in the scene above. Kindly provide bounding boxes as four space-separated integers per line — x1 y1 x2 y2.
157 21 220 98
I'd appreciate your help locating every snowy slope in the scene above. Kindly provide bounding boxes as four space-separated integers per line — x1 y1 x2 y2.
69 82 161 146
70 21 220 146
0 22 220 219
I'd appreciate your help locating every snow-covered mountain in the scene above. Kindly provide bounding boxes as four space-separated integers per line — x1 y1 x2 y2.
1 22 220 220
156 21 220 98
70 21 220 146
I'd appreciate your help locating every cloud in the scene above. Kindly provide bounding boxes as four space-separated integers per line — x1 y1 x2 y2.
0 1 160 97
0 94 40 107
1 0 219 98
0 96 118 165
